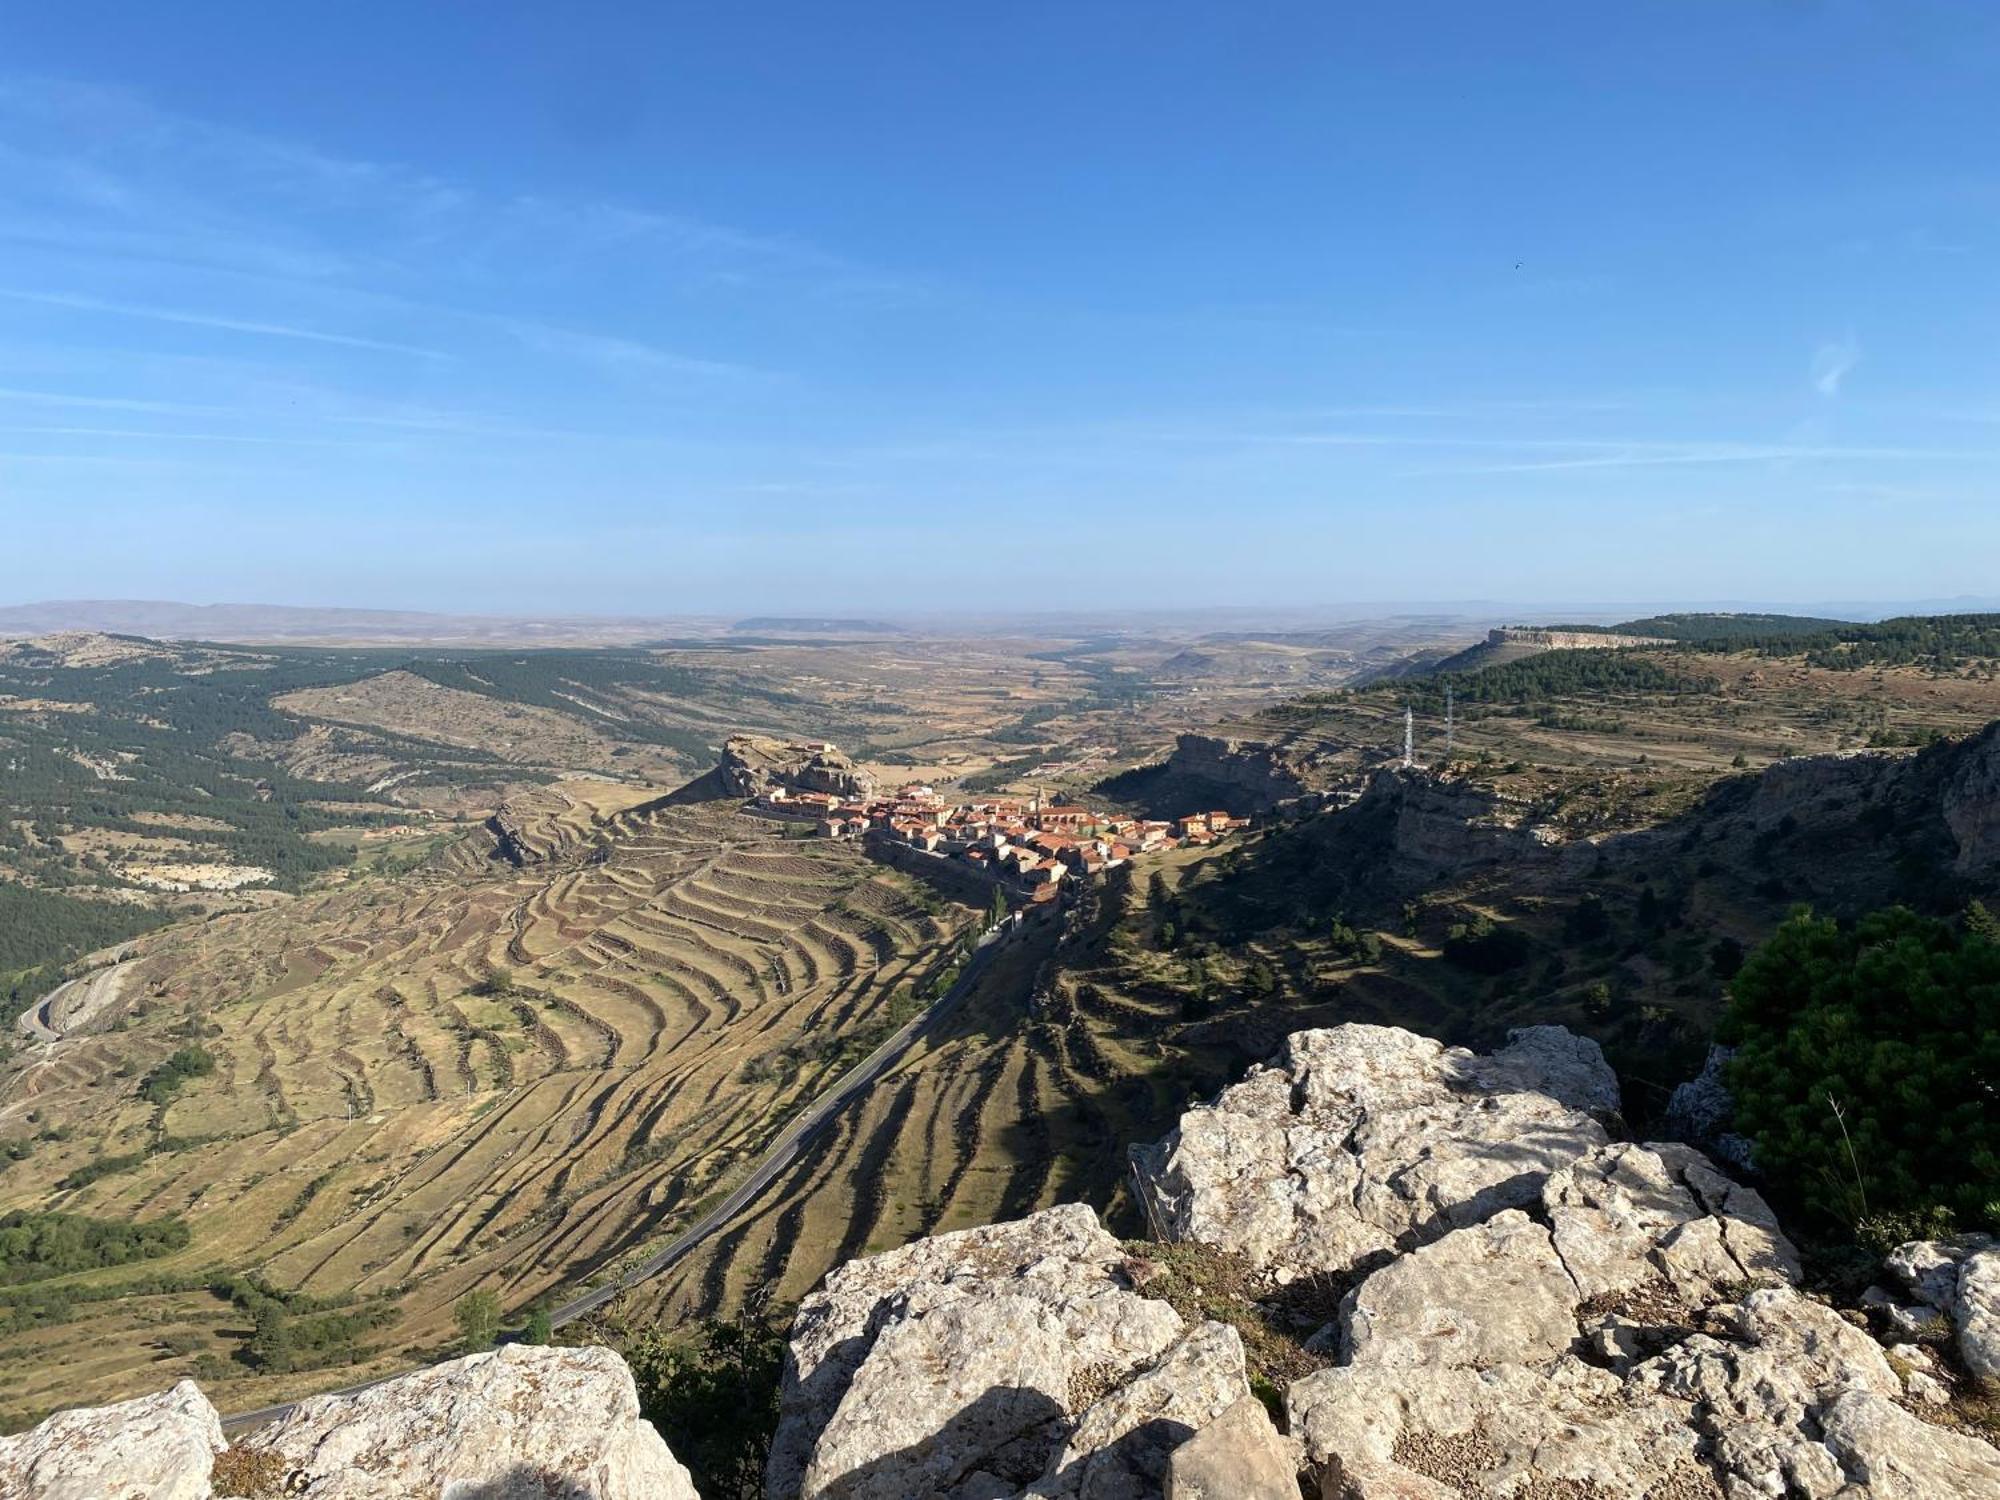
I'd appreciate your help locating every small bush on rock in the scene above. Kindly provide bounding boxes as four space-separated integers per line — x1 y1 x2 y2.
1722 904 2000 1233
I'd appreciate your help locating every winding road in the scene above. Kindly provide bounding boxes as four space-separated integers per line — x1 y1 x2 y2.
220 909 1026 1432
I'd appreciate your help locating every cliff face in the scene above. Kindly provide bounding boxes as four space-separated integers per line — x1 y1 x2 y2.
1365 766 1562 870
1944 719 2000 874
1150 732 1315 813
1488 626 1673 650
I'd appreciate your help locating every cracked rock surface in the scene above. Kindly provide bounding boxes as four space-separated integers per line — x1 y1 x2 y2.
1132 1023 2000 1498
1883 1233 2000 1393
767 1203 1259 1500
0 1345 692 1500
1129 1024 1619 1280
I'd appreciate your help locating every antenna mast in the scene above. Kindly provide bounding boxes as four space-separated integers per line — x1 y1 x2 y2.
1444 683 1454 764
1402 705 1414 769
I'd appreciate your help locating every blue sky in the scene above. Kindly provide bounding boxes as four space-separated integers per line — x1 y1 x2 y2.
1 2 1996 615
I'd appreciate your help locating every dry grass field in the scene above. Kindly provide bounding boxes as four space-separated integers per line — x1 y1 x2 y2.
0 783 974 1423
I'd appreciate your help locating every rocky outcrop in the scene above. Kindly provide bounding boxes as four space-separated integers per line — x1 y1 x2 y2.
718 735 877 802
1154 734 1313 813
1367 770 1564 871
0 1378 223 1500
0 1346 692 1500
1119 1021 2000 1498
1489 627 1672 651
1881 1233 2000 1392
1161 1398 1295 1499
242 1343 695 1498
766 1203 1261 1500
1291 1274 2000 1500
1129 1024 1619 1279
1662 1044 1759 1176
1943 720 2000 874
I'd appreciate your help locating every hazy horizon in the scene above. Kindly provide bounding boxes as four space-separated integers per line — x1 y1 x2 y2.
8 592 2000 641
3 5 1997 611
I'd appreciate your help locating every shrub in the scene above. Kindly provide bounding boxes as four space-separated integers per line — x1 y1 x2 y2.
138 1046 215 1107
621 1319 785 1500
454 1288 501 1351
1721 905 2000 1231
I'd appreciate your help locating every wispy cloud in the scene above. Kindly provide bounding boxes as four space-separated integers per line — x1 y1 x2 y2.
495 319 772 384
0 423 384 447
1811 335 1861 396
0 74 903 306
1399 438 1988 477
0 287 448 358
0 384 235 417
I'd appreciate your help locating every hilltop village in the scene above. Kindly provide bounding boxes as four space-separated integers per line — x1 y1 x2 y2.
751 772 1243 898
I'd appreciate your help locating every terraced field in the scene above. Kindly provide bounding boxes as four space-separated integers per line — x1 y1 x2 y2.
611 845 1354 1332
0 784 973 1422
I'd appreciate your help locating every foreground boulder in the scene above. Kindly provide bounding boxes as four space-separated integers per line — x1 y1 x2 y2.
766 1202 1275 1500
239 1343 695 1499
0 1345 692 1500
0 1378 223 1500
1120 1021 2000 1498
1130 1023 1619 1279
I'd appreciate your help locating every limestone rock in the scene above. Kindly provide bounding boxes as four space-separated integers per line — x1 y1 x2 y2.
1130 1024 1617 1278
1543 1141 1798 1307
0 1379 223 1500
769 1205 1280 1500
1882 1234 2000 1390
1957 1245 2000 1392
1883 1233 1990 1311
1157 734 1310 813
1112 1022 2000 1499
1819 1389 2000 1497
1029 1321 1252 1499
718 735 876 802
1342 1210 1579 1371
240 1343 694 1500
1164 1397 1296 1500
1662 1044 1758 1176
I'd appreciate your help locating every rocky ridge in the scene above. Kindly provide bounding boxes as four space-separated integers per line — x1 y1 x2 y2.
1127 1022 2000 1498
771 1022 2000 1498
9 1023 1999 1499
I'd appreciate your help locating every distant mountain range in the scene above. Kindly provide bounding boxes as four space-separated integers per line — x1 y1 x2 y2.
0 599 720 646
7 597 1998 649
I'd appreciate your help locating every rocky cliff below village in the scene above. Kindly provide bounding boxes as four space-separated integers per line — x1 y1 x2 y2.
663 733 879 807
27 1022 1999 1498
1137 732 1325 814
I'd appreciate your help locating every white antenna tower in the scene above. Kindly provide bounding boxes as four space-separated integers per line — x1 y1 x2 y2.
1444 683 1455 763
1402 705 1414 769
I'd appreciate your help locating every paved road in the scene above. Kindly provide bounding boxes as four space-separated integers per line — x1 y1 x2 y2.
220 914 1023 1432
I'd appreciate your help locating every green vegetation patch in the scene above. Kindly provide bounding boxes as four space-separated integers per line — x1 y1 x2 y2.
1722 903 2000 1235
619 1318 786 1500
139 1045 217 1107
1592 610 2000 670
0 886 174 1006
0 1210 190 1285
